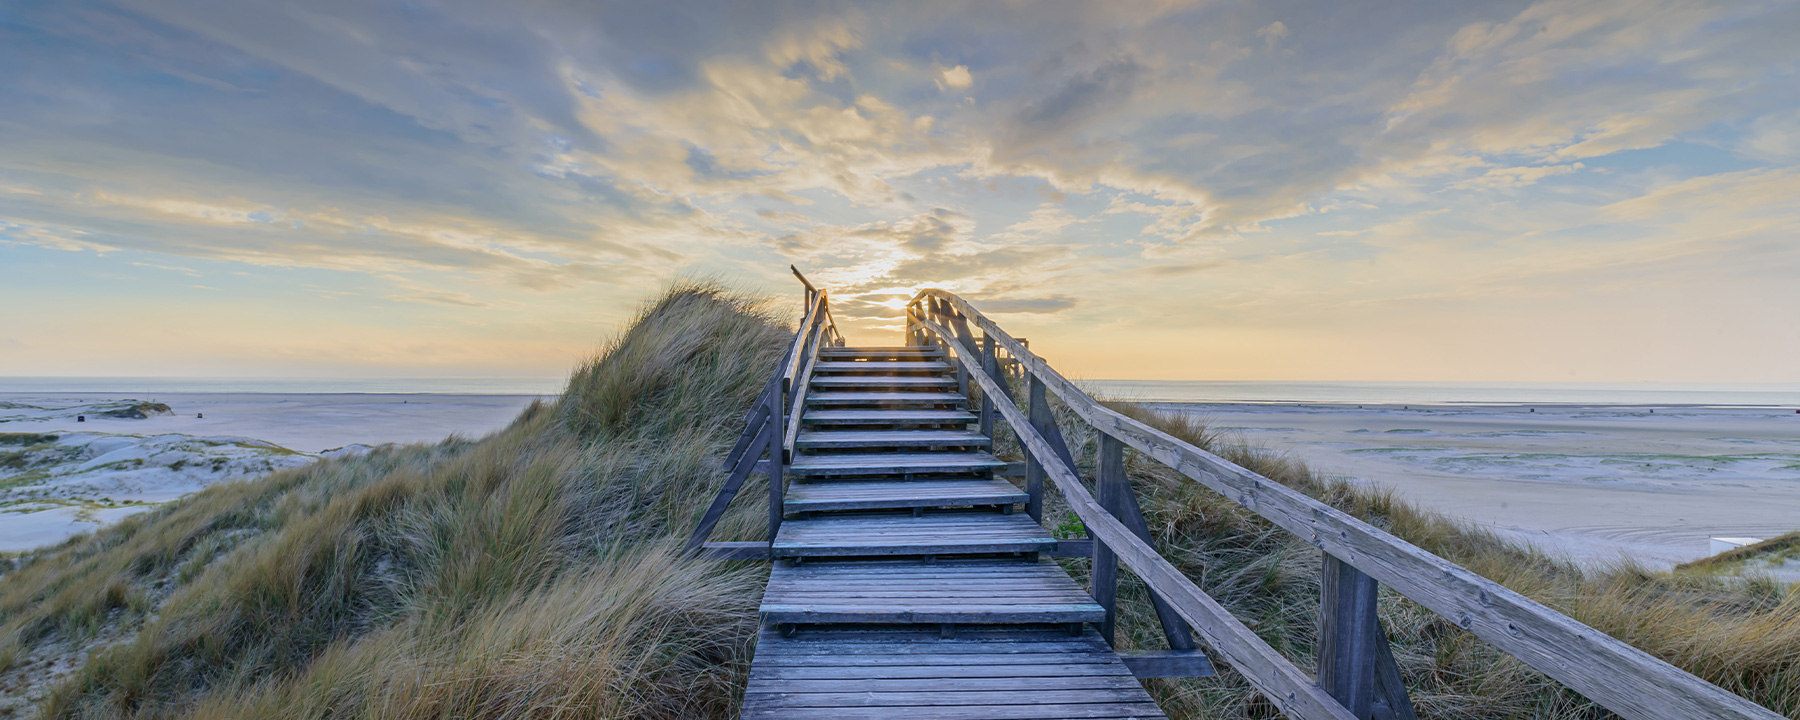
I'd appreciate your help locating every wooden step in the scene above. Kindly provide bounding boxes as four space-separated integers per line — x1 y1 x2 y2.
819 347 944 360
796 429 990 450
785 478 1025 512
811 376 956 389
790 451 1007 477
812 361 952 374
760 558 1104 625
801 409 976 427
742 626 1168 720
805 392 966 408
772 511 1055 558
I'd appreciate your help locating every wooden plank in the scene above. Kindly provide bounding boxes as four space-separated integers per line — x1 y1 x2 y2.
1372 615 1420 720
805 391 967 406
1026 375 1048 523
771 511 1055 557
744 626 1167 719
912 308 1359 720
784 318 830 457
789 451 1008 476
922 289 1785 720
1049 539 1095 557
812 375 956 387
741 705 1165 720
1094 435 1123 645
818 348 945 359
768 377 787 543
801 409 976 426
762 558 1103 625
1117 650 1216 679
698 541 769 560
722 372 778 470
751 664 1134 680
1107 452 1198 652
682 420 772 555
1320 553 1380 718
813 361 952 373
784 478 1025 512
795 429 990 449
980 335 998 442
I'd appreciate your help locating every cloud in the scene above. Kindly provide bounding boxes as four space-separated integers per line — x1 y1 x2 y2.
386 290 492 308
967 295 1078 314
939 65 972 90
1256 21 1289 50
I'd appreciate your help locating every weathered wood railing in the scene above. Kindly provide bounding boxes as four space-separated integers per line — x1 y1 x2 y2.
906 290 1782 720
682 267 839 557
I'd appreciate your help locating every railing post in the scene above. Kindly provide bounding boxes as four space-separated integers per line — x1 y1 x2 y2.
769 377 787 542
1319 553 1380 718
979 335 997 442
1093 434 1125 645
1025 375 1048 523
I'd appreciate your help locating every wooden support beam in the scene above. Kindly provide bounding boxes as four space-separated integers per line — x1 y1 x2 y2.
918 288 1781 720
768 382 786 542
1118 650 1217 679
1372 617 1420 720
683 422 773 556
912 309 1359 720
1025 376 1048 523
698 541 771 561
1047 539 1095 557
1093 435 1124 645
1110 456 1198 652
1320 553 1382 718
979 335 997 442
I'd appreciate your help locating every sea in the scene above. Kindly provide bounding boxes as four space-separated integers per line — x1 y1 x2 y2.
3 376 1799 407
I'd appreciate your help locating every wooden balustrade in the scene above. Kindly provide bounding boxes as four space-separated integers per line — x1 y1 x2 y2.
907 289 1780 720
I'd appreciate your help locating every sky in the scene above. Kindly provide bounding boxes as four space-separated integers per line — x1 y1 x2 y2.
2 0 1798 383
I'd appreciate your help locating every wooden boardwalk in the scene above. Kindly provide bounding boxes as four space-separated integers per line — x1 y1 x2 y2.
742 346 1170 719
688 270 1783 720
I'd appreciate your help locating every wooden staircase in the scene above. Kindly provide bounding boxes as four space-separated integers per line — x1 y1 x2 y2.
743 346 1170 719
694 274 1786 720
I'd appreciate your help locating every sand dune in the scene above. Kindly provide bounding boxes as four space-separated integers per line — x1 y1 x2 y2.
1 393 547 551
1158 402 1800 569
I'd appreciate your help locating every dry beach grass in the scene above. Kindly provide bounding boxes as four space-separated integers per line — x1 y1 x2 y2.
0 283 1793 718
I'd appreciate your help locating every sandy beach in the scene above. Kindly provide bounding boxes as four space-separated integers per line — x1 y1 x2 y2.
1 393 547 552
1157 402 1800 570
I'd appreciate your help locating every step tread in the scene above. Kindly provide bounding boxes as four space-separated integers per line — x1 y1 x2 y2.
742 627 1167 719
761 558 1103 625
790 451 1008 476
806 392 966 406
812 376 957 387
813 361 952 373
801 409 977 425
773 511 1055 557
786 478 1026 511
795 430 991 449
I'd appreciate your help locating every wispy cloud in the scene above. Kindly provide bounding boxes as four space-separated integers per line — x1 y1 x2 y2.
1 0 1796 380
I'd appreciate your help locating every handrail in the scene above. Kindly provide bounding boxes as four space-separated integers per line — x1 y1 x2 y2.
686 269 838 556
911 289 1781 720
909 308 1357 720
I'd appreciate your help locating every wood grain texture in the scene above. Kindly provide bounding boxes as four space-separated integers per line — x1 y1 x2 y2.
805 391 967 407
784 478 1025 512
913 308 1359 720
761 558 1104 624
772 510 1056 558
743 626 1167 720
919 289 1783 720
789 451 1008 476
796 429 990 449
801 409 977 426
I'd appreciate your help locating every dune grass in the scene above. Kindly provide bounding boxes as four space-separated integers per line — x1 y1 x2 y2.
3 283 1794 718
1010 400 1800 718
0 283 785 719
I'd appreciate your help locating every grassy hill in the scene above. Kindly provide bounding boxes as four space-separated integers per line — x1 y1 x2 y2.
1 283 1794 719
